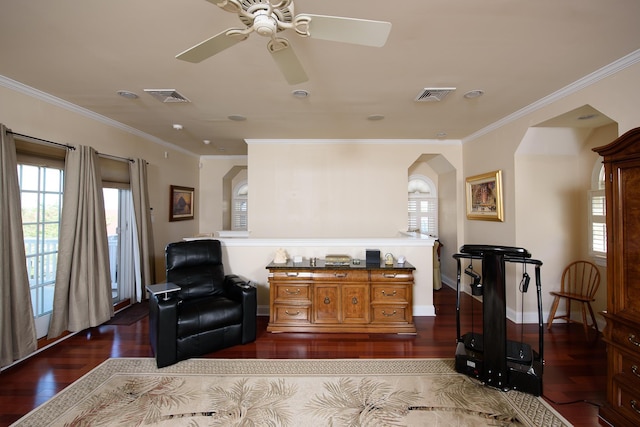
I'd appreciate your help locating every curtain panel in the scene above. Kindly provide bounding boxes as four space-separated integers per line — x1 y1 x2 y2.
48 145 113 338
0 125 37 368
130 158 156 302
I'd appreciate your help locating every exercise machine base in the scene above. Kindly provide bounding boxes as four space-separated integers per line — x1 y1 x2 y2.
455 333 543 396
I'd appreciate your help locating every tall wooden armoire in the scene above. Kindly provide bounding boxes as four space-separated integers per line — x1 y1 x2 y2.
594 127 640 427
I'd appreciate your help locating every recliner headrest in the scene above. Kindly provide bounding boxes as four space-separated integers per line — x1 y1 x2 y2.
166 240 223 271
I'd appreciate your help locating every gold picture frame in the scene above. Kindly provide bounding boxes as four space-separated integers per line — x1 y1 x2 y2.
169 185 194 222
465 170 504 222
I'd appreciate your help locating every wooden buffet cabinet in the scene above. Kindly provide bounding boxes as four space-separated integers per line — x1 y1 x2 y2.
266 259 416 334
594 127 640 427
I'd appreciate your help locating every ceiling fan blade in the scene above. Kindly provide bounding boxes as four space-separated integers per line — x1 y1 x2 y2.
301 14 392 47
176 30 247 63
268 39 308 85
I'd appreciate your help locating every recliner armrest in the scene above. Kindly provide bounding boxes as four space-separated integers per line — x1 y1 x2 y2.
224 274 254 298
224 274 257 344
149 293 180 368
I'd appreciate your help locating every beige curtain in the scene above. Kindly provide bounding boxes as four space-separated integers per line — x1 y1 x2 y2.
0 125 37 367
130 158 155 302
48 145 113 338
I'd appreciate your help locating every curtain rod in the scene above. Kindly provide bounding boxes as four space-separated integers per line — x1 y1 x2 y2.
7 131 75 150
9 130 135 163
98 152 134 163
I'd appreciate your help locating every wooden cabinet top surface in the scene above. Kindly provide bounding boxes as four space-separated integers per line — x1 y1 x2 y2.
266 259 415 271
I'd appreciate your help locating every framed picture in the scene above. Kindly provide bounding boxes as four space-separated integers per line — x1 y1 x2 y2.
465 170 504 222
169 185 194 221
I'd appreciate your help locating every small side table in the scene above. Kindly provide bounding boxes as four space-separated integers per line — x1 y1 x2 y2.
146 282 180 301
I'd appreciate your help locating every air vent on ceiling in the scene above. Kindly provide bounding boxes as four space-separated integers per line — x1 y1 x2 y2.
414 87 456 102
144 89 191 103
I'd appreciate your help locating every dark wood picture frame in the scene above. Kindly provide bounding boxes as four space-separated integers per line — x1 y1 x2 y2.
169 185 194 222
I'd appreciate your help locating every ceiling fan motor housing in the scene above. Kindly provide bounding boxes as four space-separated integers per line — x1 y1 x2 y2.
253 12 277 37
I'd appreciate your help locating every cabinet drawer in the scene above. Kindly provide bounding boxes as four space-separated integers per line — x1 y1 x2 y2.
370 270 413 282
312 270 369 281
272 305 311 323
611 322 640 354
270 270 313 281
274 284 310 301
371 306 409 323
620 352 640 390
612 379 640 426
371 284 409 303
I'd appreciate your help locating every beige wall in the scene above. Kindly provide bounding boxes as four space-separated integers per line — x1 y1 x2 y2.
245 140 463 238
0 84 200 281
3 56 638 323
460 61 640 323
514 125 614 322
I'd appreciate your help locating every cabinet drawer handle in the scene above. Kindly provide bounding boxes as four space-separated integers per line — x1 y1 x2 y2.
383 273 397 278
285 288 301 295
382 310 397 317
324 296 331 304
632 365 640 378
381 290 397 297
629 334 640 347
285 272 299 277
631 400 640 414
334 273 347 278
284 310 301 316
352 297 358 305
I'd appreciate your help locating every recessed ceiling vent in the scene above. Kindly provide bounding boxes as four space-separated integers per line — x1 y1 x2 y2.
144 89 191 103
414 87 456 102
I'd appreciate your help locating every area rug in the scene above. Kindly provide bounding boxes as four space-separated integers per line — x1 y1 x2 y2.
12 358 571 427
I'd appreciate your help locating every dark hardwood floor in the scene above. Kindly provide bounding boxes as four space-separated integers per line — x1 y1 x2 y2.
0 285 607 426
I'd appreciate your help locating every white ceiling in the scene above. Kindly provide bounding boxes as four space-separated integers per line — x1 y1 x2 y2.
1 0 639 156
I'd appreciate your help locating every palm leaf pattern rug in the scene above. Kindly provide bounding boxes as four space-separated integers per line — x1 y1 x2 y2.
12 358 570 427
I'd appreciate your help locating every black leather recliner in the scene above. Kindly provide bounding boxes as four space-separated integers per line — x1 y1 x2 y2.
149 239 257 368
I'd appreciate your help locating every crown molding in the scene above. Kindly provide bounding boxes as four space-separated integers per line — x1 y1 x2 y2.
245 138 462 146
463 48 640 144
200 154 248 160
0 74 197 157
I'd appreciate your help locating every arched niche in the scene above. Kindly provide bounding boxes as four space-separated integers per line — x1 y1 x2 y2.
222 165 247 231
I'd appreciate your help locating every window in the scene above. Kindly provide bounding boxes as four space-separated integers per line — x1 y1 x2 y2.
18 164 63 319
588 161 606 261
407 176 438 236
232 182 248 231
100 155 135 304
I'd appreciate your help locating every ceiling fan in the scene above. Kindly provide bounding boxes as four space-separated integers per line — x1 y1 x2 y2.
176 0 392 84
